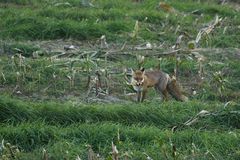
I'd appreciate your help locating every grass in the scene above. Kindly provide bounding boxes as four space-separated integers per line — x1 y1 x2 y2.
1 95 240 128
0 0 240 159
1 46 239 101
0 0 240 46
0 96 240 159
1 121 240 159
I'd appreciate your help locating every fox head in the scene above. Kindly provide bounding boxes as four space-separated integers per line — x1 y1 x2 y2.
131 68 145 88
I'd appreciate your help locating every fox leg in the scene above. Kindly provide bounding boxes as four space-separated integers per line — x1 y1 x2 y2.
155 86 168 101
137 91 141 102
140 90 147 102
162 89 169 101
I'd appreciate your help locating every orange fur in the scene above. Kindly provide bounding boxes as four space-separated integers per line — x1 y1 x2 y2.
131 68 188 102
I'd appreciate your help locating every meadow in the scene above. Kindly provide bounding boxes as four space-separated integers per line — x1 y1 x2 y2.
0 0 240 159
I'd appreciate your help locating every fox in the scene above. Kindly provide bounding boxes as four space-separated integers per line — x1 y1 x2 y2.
130 68 188 102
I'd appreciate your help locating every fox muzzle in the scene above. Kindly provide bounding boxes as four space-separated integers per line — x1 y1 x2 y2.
136 82 142 86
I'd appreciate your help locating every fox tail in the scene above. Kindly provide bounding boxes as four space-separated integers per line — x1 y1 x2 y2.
167 78 188 102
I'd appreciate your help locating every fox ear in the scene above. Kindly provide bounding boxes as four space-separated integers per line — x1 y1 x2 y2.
140 67 145 72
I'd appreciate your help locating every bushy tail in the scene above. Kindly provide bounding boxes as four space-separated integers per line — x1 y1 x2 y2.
167 78 188 102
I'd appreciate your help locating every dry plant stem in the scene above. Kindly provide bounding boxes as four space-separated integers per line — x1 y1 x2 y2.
42 148 48 160
94 71 102 96
87 145 97 160
172 144 177 159
120 41 127 50
198 59 204 78
11 85 19 95
95 71 102 88
86 82 94 98
1 72 6 83
172 110 219 132
6 144 15 159
111 142 119 160
173 35 184 80
86 75 91 88
174 51 180 80
95 78 99 96
104 71 110 95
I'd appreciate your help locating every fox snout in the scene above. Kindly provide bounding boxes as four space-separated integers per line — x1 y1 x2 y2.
136 82 142 86
135 78 144 86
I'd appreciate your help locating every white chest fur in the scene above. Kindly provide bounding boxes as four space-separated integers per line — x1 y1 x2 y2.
133 86 143 92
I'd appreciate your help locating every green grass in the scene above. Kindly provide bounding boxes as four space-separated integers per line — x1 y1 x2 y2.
0 0 240 159
0 96 240 159
1 95 240 128
1 121 240 159
0 0 239 46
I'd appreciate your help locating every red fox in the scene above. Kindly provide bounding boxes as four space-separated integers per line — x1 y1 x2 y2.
130 68 188 102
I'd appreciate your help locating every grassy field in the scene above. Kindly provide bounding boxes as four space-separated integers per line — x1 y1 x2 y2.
0 0 240 159
0 96 240 159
